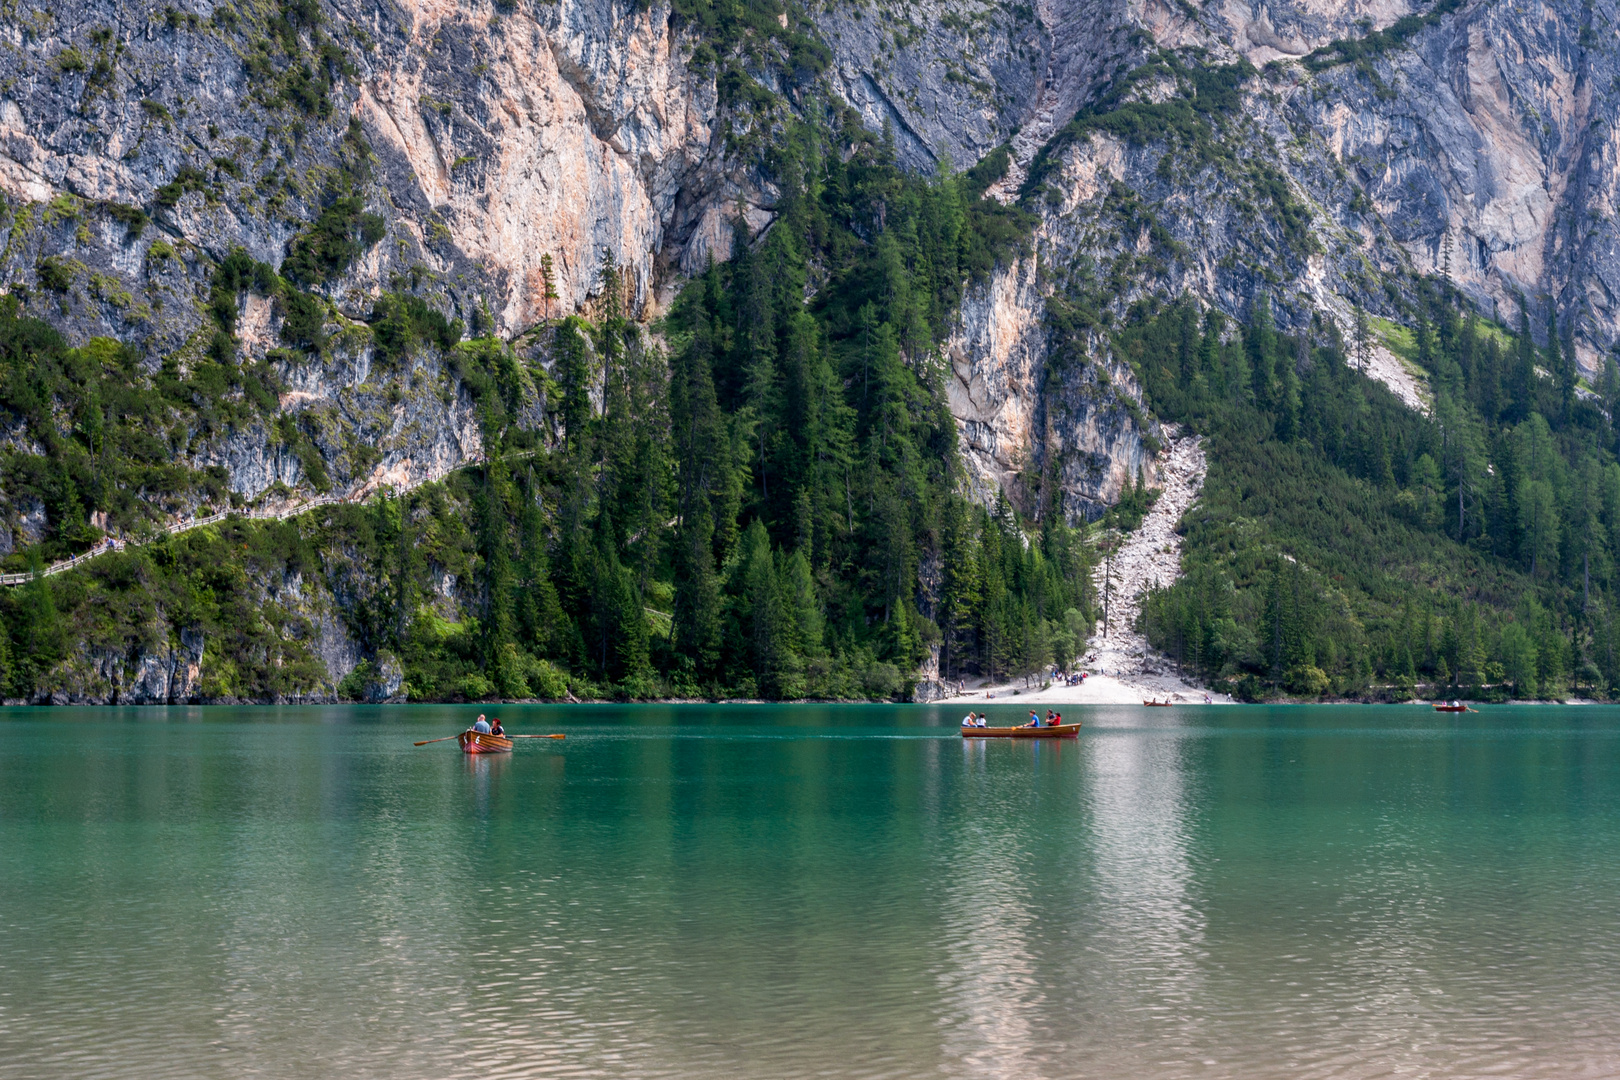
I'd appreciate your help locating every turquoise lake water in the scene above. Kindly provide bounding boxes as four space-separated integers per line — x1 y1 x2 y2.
1 703 1618 1079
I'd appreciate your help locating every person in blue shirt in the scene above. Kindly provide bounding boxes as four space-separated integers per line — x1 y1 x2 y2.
472 714 491 734
1024 710 1039 728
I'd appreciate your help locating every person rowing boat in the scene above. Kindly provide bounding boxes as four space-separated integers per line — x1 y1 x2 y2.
962 716 1081 738
415 725 565 747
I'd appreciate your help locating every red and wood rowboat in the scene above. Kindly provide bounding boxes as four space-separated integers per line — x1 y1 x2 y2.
1432 703 1473 713
459 731 514 754
962 723 1081 739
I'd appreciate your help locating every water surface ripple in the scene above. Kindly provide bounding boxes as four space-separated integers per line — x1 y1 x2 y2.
2 704 1617 1078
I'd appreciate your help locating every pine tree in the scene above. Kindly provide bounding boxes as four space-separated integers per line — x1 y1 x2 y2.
1262 562 1288 688
539 253 559 316
1352 302 1370 374
18 549 62 691
1200 308 1224 396
477 455 520 696
1247 293 1274 410
515 480 565 660
1511 307 1536 423
589 521 648 684
673 507 723 680
782 547 823 660
1274 334 1301 441
554 317 595 454
940 502 984 678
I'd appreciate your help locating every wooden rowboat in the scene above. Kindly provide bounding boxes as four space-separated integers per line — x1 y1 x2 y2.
1432 703 1473 713
962 723 1081 739
459 731 514 754
1143 700 1173 706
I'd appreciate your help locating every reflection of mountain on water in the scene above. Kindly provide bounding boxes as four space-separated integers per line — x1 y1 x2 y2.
935 738 1049 1075
1081 726 1209 1068
10 706 1620 1078
935 724 1208 1076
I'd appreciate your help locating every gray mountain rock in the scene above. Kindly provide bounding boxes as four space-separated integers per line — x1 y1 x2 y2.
2 0 1616 542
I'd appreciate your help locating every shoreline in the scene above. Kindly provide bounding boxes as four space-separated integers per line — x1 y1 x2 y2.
934 672 1231 706
5 692 1600 707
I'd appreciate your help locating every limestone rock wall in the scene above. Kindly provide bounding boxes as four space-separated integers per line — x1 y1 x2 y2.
1038 0 1620 371
945 253 1159 519
3 0 1620 544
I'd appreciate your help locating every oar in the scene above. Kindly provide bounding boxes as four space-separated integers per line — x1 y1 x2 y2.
510 733 566 739
414 733 466 746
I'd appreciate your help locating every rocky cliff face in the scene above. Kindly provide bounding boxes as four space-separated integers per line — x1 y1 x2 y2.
841 0 1620 420
3 0 1619 659
0 0 758 333
946 252 1161 516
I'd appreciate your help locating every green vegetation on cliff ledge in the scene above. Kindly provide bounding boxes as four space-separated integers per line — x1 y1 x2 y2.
0 118 1087 703
1132 287 1620 701
1021 52 1256 201
1303 0 1465 94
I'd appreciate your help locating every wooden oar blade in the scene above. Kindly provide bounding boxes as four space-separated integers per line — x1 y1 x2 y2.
415 732 562 745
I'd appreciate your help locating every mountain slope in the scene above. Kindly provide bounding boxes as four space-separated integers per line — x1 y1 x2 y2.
2 0 1619 701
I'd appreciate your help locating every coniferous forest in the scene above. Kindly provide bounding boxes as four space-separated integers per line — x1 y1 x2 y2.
5 94 1620 702
0 114 1096 702
1132 284 1620 701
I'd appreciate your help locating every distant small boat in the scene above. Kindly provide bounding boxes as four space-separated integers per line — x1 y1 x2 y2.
459 731 513 754
1432 703 1473 713
1143 700 1173 706
962 724 1081 739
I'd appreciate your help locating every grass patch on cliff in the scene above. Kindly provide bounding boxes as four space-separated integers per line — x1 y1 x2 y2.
1368 314 1417 361
1302 0 1465 77
1022 53 1256 202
